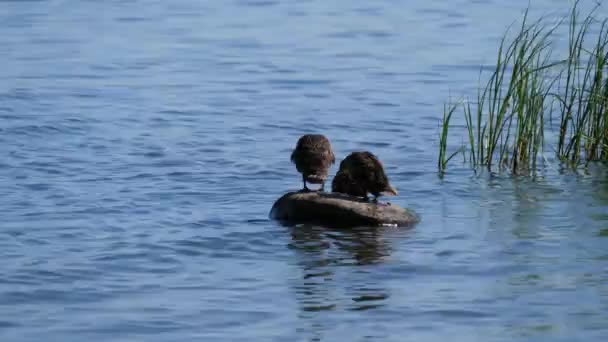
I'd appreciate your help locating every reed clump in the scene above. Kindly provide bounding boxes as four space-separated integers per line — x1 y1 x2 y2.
438 1 608 174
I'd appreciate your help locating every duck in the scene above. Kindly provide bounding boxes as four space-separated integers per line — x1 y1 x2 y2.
290 134 335 191
331 169 367 198
332 151 397 202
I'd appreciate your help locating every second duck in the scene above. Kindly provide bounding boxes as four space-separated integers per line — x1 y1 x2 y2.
332 151 397 202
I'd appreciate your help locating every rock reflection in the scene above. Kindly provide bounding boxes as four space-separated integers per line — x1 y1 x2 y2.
287 224 396 339
289 225 393 267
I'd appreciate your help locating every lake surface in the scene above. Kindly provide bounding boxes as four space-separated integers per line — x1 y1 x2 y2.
1 0 607 341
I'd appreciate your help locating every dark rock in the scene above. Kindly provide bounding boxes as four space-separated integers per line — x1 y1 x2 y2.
269 191 420 228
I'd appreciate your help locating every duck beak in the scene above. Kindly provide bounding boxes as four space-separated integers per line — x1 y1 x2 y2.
384 185 398 196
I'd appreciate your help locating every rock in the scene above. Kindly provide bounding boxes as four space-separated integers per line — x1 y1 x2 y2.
269 191 420 228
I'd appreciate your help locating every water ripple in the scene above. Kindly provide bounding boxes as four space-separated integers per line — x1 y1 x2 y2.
1 0 607 341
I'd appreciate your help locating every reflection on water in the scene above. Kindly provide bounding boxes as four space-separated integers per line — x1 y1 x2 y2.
287 224 406 341
1 0 608 341
288 225 396 313
590 163 608 206
290 225 394 266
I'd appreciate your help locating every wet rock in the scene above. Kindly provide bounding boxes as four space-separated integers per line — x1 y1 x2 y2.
269 191 420 228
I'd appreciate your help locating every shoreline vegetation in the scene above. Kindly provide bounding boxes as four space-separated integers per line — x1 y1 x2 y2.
438 1 608 174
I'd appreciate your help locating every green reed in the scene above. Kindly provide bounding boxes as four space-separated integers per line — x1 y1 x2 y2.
438 1 608 173
556 3 608 165
438 101 461 173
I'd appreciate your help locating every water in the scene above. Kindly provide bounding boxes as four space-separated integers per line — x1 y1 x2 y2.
1 0 607 341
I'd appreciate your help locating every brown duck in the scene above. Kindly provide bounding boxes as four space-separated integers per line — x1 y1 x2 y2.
332 151 397 201
291 134 335 191
331 170 367 198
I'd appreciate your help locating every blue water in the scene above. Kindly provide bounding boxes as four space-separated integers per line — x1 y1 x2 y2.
1 1 607 341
